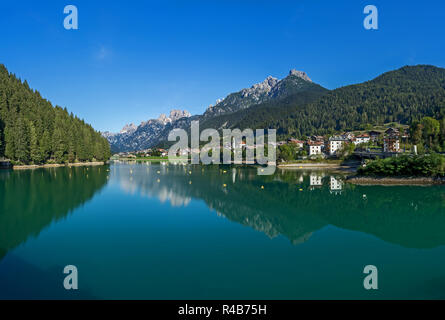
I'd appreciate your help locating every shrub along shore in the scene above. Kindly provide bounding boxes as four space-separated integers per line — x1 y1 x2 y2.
12 161 106 170
347 176 445 185
348 153 445 185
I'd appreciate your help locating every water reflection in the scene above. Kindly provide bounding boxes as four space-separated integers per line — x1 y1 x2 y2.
330 177 343 194
0 166 109 261
114 162 445 249
309 173 323 188
2 161 445 266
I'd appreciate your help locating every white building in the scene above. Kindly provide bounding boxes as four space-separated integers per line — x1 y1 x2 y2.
342 132 355 140
384 136 400 153
353 134 371 145
329 136 348 155
310 174 323 186
289 139 305 149
330 177 343 193
308 142 323 156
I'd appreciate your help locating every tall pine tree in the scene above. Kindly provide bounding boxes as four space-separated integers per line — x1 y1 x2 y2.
0 64 111 164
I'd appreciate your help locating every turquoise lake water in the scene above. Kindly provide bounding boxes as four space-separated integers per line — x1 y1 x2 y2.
1 162 445 299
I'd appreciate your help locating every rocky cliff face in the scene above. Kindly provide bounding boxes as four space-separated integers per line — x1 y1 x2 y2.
155 109 191 126
289 69 312 82
120 123 137 134
105 69 317 152
103 109 191 152
203 70 314 118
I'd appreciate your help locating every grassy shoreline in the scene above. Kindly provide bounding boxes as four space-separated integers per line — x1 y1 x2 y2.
346 176 445 185
278 160 359 171
351 154 445 184
12 161 106 170
115 157 171 161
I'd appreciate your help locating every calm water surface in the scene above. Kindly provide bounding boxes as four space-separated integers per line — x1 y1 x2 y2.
1 162 445 299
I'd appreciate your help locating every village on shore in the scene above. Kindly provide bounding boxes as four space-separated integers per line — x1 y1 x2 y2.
114 126 410 161
278 126 408 159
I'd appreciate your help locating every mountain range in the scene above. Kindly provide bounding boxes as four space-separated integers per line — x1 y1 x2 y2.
105 69 325 152
103 110 192 152
105 65 445 152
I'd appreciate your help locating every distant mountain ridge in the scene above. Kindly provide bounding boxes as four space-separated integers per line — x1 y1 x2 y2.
256 64 445 138
193 65 445 139
120 123 137 135
203 69 315 118
103 109 191 152
106 65 445 152
106 69 323 152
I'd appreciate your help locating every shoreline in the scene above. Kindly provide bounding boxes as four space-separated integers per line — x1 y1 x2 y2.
115 157 170 161
278 162 358 172
346 176 445 186
12 161 106 170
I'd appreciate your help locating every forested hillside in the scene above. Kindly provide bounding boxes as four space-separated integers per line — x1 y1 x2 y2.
199 88 327 133
205 65 445 139
297 65 445 135
0 65 110 165
203 70 325 118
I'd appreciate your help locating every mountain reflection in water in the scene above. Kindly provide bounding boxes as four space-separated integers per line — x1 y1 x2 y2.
2 162 445 299
114 162 445 249
0 166 109 261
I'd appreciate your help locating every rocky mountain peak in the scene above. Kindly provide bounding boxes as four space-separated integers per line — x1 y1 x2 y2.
157 113 169 125
289 69 312 82
169 109 192 122
203 70 316 118
239 76 279 99
120 123 137 134
156 109 191 125
264 75 279 86
107 68 320 152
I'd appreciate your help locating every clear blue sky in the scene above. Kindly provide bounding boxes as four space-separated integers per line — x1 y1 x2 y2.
0 0 444 132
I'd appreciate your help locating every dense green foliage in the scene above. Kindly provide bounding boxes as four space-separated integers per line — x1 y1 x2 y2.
410 116 445 152
278 144 298 161
203 74 327 118
200 88 328 135
277 144 309 161
358 154 445 177
0 166 108 259
205 65 445 139
0 65 111 164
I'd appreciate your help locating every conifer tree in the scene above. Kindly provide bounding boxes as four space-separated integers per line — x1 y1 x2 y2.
40 130 52 162
0 120 4 158
0 64 111 164
29 121 41 164
15 117 30 164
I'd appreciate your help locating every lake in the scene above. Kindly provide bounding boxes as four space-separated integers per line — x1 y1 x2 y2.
1 162 445 299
